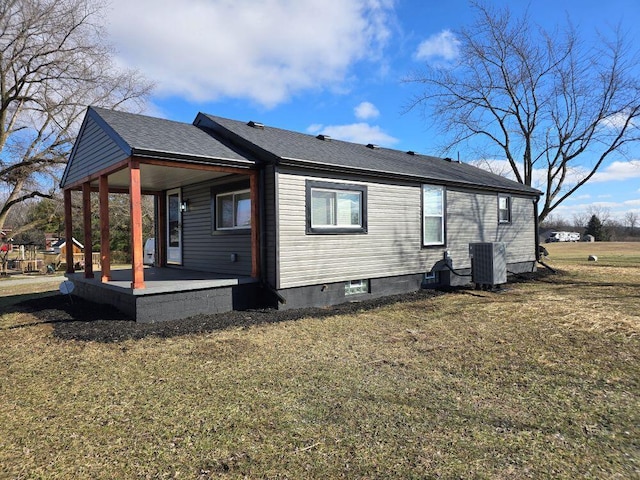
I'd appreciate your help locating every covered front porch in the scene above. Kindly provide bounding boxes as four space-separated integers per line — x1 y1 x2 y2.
60 107 264 321
62 158 260 284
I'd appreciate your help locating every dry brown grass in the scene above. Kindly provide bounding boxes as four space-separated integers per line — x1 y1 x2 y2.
0 243 638 478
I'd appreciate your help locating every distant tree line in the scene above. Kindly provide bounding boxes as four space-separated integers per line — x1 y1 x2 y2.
5 193 154 263
541 206 639 242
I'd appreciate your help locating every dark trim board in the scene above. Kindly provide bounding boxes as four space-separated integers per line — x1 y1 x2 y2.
68 261 537 321
275 261 537 310
276 273 426 310
506 261 537 275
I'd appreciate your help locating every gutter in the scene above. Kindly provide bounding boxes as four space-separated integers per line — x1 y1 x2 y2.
534 197 541 262
534 197 557 273
131 148 256 169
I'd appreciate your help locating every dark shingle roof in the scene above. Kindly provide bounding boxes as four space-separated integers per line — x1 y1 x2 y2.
198 113 540 196
89 107 252 164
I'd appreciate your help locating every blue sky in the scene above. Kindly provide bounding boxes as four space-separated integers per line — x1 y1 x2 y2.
104 0 640 222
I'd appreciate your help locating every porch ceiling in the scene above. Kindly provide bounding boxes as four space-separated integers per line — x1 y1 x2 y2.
92 163 232 192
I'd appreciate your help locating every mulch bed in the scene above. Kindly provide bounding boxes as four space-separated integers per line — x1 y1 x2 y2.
12 269 553 343
13 289 446 343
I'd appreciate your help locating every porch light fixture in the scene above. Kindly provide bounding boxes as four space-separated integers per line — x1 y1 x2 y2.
180 200 189 212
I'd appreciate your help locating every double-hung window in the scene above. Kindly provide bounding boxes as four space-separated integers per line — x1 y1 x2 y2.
306 181 367 234
498 195 511 224
216 189 251 230
422 185 445 246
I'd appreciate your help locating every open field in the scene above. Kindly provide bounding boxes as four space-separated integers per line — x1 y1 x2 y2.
1 243 638 478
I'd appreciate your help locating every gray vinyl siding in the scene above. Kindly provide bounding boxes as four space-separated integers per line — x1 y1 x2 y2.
446 191 536 269
181 179 252 276
276 172 439 289
63 116 128 187
276 171 537 289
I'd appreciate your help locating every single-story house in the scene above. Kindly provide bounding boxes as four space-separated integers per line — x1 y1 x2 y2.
60 107 541 322
51 237 84 256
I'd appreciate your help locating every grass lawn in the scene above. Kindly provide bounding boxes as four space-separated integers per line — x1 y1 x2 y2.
1 243 639 478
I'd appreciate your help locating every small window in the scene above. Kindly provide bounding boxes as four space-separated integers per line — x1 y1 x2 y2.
423 271 440 286
306 181 367 234
216 189 251 230
345 279 369 295
498 195 511 224
422 185 445 246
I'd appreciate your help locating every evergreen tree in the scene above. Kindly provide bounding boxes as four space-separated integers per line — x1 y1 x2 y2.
585 215 609 241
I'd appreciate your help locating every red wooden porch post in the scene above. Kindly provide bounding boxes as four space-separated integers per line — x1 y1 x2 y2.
129 159 145 289
63 188 74 274
82 182 94 279
99 174 111 282
250 170 260 278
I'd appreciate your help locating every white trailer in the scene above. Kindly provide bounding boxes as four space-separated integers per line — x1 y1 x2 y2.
547 231 581 242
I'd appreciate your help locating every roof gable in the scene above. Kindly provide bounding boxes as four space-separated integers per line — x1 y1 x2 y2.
52 237 84 249
89 107 250 162
61 108 255 188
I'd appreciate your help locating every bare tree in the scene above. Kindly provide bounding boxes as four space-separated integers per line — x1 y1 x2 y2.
572 213 590 231
539 212 568 230
624 211 638 234
406 1 640 222
586 205 612 226
0 0 152 232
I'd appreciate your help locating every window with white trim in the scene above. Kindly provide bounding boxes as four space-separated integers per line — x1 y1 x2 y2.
216 189 251 230
422 185 445 246
306 181 367 234
498 195 511 224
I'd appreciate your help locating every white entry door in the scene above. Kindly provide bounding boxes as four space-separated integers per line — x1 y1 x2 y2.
166 188 182 265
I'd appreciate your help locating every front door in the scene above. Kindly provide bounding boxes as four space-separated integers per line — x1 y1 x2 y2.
166 188 182 265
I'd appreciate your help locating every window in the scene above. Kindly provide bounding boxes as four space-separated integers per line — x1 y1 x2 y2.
498 195 511 224
422 185 445 246
216 189 251 230
345 279 369 295
306 181 367 234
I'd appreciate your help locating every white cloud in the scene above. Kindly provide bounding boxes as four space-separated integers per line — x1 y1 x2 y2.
105 0 395 108
354 101 380 120
307 122 398 146
414 30 460 62
470 158 640 221
602 110 637 130
306 124 324 134
472 158 640 190
592 160 640 182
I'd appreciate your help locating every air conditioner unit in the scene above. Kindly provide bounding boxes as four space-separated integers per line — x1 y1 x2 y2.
469 242 507 287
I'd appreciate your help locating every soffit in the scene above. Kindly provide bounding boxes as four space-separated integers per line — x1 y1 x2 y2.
90 163 232 191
